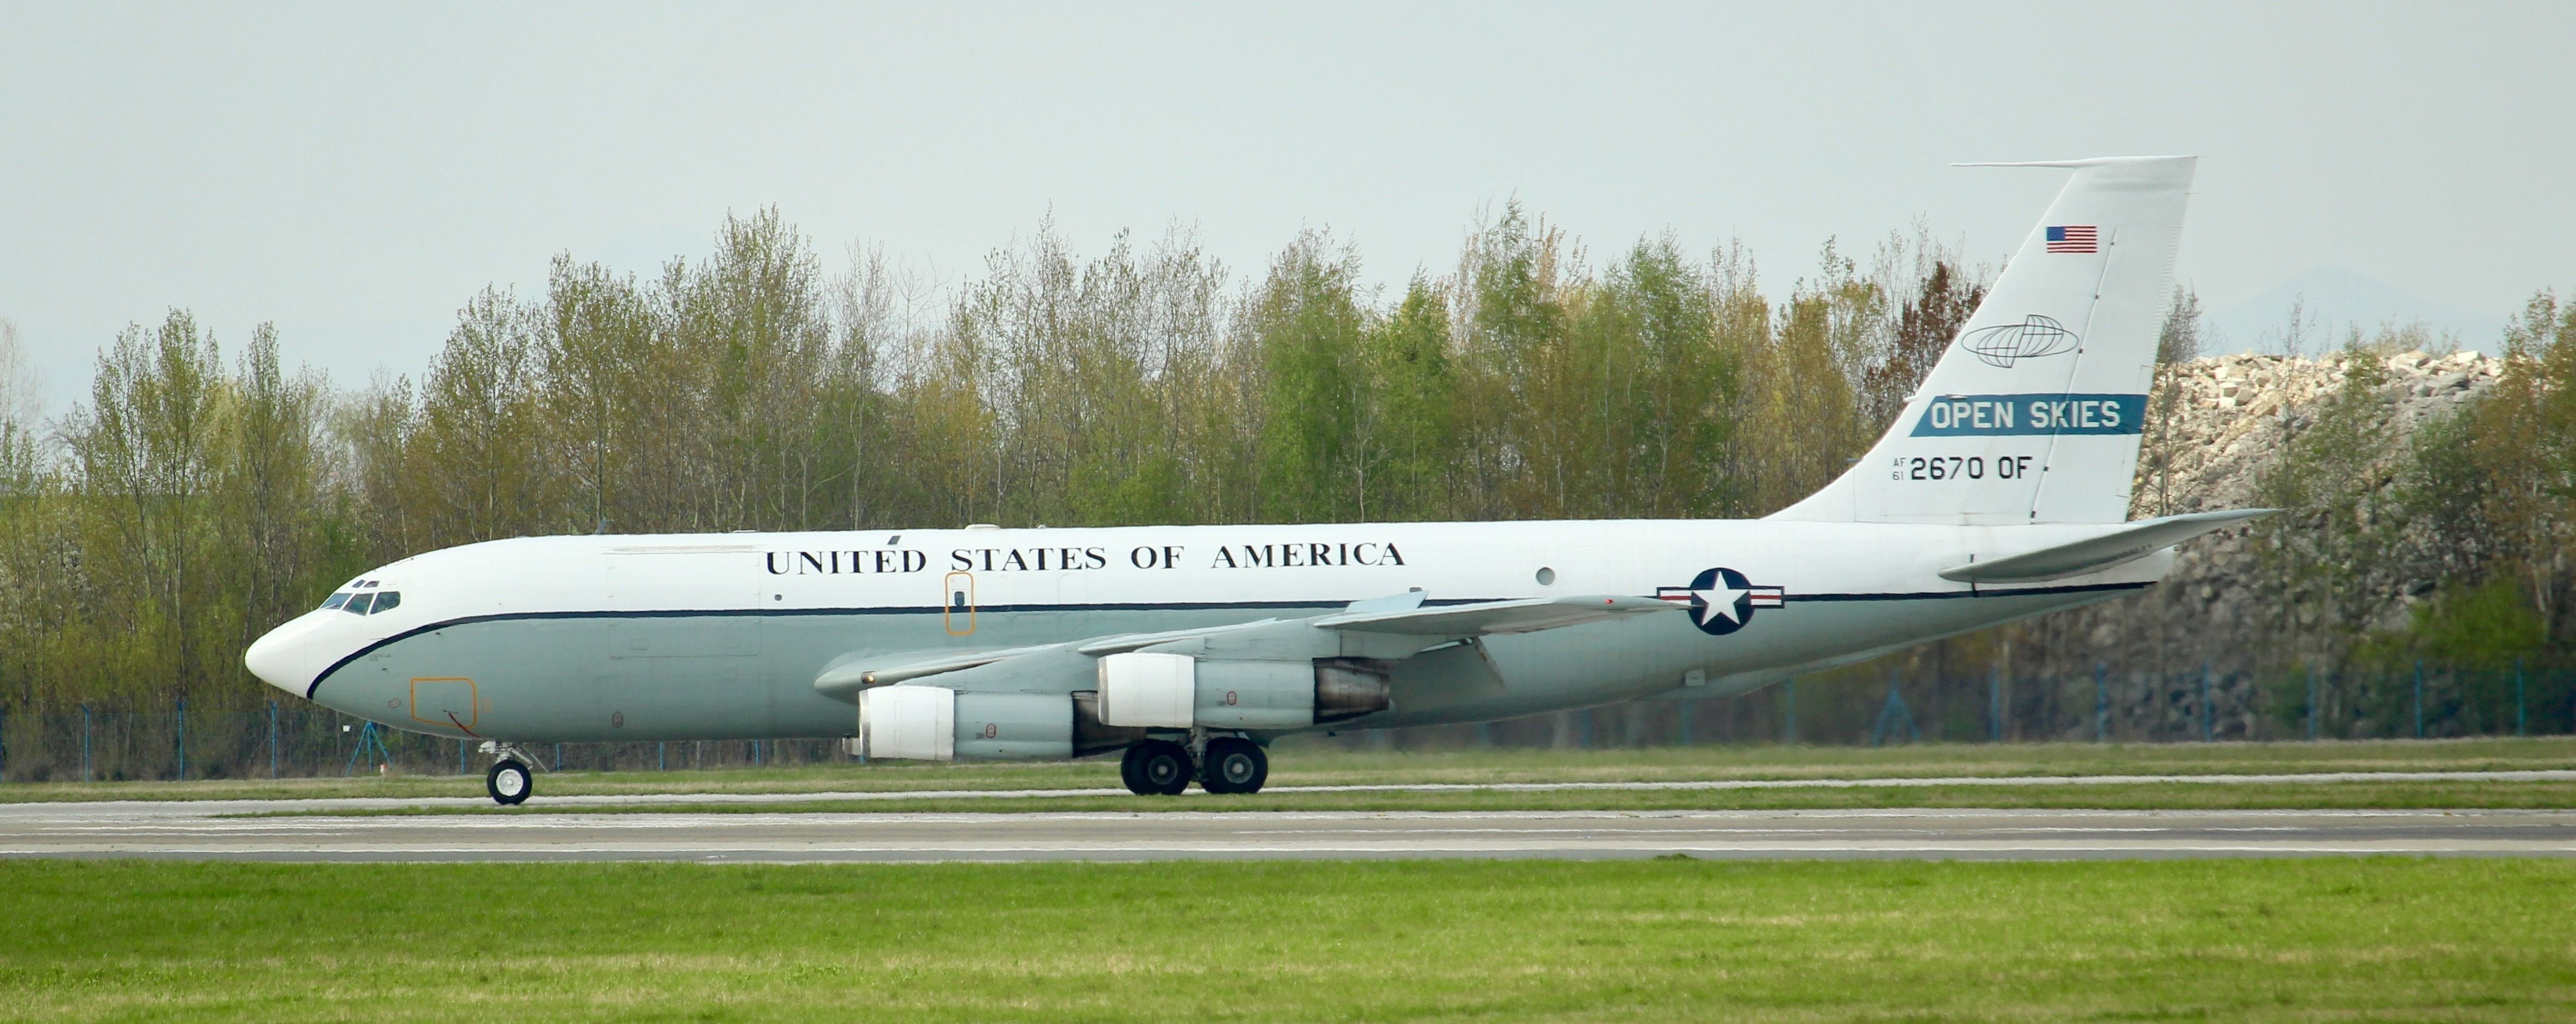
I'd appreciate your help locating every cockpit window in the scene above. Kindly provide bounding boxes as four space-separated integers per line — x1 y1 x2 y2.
320 585 400 613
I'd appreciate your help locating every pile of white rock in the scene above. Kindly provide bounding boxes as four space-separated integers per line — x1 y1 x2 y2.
2131 348 2502 516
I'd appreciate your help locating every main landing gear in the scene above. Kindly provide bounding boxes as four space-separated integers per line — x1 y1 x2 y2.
480 741 536 805
1118 735 1268 796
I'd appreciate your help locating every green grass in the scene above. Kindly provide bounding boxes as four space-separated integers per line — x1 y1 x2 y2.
18 735 2576 804
5 858 2573 1022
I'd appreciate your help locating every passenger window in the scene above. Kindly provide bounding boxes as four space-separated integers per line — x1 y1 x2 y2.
345 592 375 615
371 591 400 614
321 592 351 611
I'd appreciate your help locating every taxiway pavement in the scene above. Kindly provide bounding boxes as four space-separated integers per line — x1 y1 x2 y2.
7 800 2575 862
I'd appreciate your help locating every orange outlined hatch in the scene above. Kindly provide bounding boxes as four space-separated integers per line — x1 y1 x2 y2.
409 677 478 734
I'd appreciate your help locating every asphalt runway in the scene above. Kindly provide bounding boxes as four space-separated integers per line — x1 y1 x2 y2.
8 799 2576 862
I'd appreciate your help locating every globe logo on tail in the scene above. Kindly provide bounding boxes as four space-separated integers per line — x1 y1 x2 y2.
1655 567 1786 636
1960 314 2079 368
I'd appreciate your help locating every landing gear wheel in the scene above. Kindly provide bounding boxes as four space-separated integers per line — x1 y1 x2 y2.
1119 743 1152 795
1201 737 1268 795
486 759 532 805
1128 740 1194 796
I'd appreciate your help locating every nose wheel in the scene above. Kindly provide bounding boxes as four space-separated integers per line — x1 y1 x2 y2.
479 741 537 805
486 759 532 805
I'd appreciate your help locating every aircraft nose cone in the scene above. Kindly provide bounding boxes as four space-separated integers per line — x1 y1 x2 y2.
244 623 311 697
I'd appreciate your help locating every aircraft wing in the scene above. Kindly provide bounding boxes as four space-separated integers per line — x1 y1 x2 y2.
1939 508 2274 584
812 644 1060 700
1312 595 1678 635
815 594 1677 701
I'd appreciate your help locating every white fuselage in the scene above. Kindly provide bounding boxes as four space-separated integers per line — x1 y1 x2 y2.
244 518 2165 746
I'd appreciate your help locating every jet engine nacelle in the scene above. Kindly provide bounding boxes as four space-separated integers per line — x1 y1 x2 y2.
855 686 1076 761
1094 651 1392 730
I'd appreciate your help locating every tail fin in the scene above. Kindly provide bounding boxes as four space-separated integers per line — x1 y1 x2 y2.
1770 156 2195 525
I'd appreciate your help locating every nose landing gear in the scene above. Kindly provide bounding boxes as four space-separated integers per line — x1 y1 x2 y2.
479 741 537 805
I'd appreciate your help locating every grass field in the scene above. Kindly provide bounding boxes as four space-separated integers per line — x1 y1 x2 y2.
5 858 2572 1022
16 735 2576 805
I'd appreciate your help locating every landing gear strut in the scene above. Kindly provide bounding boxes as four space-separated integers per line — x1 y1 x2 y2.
479 741 536 805
1120 740 1194 796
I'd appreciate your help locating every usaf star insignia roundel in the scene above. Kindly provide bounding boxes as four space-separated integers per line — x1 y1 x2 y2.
1654 567 1786 636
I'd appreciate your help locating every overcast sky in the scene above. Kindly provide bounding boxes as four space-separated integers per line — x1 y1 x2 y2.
4 3 2568 416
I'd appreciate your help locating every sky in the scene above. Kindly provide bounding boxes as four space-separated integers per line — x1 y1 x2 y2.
3 2 2569 417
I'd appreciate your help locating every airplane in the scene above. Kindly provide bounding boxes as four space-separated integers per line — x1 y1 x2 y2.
246 155 2260 805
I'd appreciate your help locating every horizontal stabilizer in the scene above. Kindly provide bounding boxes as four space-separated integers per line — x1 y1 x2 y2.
1939 508 2274 584
1314 595 1677 635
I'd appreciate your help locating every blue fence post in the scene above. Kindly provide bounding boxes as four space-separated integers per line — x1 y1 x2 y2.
1 704 8 783
1676 702 1693 747
2200 663 2213 742
175 697 186 781
659 741 667 771
554 743 563 772
1870 672 1919 747
458 740 467 776
80 705 92 783
2093 663 2107 742
2413 660 2425 739
1783 677 1798 744
2516 659 2527 737
1989 667 2003 742
268 702 280 779
2306 665 2319 741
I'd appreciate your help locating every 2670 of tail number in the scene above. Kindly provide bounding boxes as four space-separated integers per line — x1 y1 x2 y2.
1894 455 2035 481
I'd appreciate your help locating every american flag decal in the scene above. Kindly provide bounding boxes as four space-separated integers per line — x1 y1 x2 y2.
2046 225 2098 253
1748 587 1784 608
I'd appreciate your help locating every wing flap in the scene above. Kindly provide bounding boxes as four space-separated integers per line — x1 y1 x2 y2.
813 644 1057 702
1314 595 1677 635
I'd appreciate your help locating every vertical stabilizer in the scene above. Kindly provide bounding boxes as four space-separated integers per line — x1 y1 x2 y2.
1770 156 2195 525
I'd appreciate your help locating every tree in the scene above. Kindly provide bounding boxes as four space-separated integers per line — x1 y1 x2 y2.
1356 277 1457 520
1247 233 1369 522
2141 289 2204 517
63 311 235 701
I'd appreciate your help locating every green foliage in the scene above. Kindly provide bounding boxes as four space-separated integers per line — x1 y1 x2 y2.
1248 233 1369 520
2248 288 2576 686
2254 337 2402 661
2357 576 2546 670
